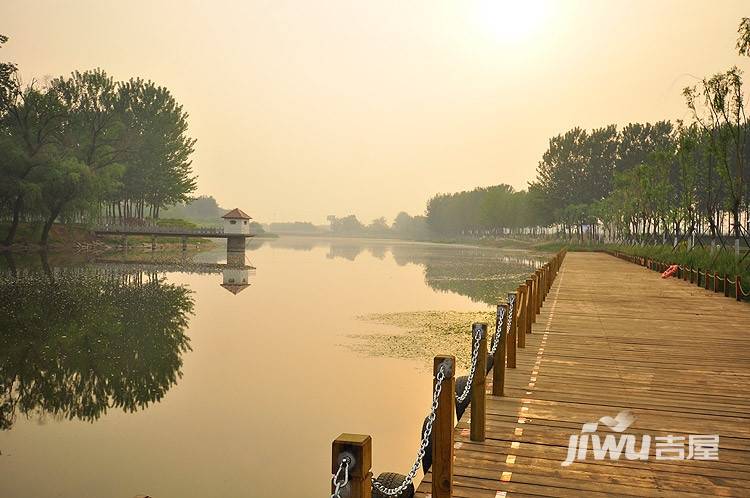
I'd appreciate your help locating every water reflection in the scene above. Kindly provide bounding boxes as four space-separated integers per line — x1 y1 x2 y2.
247 238 543 305
390 244 543 305
0 238 544 497
0 267 194 430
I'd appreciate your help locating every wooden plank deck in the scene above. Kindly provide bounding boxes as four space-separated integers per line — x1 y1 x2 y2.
416 251 750 497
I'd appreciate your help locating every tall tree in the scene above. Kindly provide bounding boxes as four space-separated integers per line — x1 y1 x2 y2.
2 85 66 244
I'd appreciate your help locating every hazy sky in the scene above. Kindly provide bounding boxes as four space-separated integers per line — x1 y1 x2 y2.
3 0 748 224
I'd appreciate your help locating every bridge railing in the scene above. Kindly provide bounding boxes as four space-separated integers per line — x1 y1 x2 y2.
93 225 225 235
330 249 567 498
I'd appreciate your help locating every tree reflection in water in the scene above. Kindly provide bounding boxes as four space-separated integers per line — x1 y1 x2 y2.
0 268 194 430
248 238 544 305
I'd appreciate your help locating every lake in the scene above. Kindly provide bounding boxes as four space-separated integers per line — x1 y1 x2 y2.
0 237 542 497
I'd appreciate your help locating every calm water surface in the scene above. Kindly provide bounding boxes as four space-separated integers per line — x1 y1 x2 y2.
0 237 540 498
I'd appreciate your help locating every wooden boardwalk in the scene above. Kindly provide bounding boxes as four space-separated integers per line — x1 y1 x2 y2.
416 252 750 497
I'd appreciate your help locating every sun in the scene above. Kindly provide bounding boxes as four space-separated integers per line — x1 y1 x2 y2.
475 0 551 44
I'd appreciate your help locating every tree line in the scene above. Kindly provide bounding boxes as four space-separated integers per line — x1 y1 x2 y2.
326 212 430 239
425 184 545 236
425 18 750 255
0 35 197 245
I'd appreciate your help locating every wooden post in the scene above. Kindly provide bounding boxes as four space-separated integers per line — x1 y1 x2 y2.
507 292 518 368
331 434 372 498
470 323 487 442
736 276 742 302
432 355 455 498
705 270 710 290
534 271 542 315
724 274 730 297
525 277 535 330
492 304 508 396
713 272 718 292
517 284 527 348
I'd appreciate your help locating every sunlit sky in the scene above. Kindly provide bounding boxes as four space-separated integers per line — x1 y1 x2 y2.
3 0 748 224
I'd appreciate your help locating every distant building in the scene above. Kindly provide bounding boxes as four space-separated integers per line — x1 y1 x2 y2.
222 208 252 235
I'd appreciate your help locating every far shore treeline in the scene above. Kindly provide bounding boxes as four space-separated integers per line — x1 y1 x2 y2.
0 34 196 245
426 19 750 248
304 20 750 252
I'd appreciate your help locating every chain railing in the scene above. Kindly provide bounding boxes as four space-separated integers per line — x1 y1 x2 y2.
489 306 506 355
371 362 449 497
330 249 567 498
331 458 350 498
609 250 749 302
455 328 482 404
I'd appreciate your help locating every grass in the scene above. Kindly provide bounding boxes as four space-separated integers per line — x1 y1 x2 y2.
0 220 216 250
0 223 96 247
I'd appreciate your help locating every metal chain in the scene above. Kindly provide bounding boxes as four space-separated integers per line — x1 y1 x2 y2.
456 329 482 403
489 306 506 355
371 364 448 497
331 458 350 498
506 295 516 337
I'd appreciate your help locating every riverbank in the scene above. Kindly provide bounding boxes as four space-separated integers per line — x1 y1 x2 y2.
0 221 278 253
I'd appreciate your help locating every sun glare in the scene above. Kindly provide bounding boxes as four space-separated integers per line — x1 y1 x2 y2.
476 0 551 44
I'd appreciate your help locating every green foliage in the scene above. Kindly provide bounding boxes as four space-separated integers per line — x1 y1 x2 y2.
738 17 750 57
422 20 750 251
426 184 535 236
0 62 197 245
0 269 194 429
392 211 430 239
161 195 224 222
609 243 750 287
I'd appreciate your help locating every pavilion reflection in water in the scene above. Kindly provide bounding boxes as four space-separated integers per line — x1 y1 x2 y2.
221 247 254 294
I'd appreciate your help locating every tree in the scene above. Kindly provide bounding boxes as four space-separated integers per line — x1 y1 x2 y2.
367 216 389 234
330 214 364 234
683 67 747 253
2 84 66 244
0 34 17 111
737 17 750 57
115 78 196 219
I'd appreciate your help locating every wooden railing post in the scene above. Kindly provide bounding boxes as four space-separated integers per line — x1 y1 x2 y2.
736 276 742 302
525 277 535 330
724 274 730 297
705 270 710 290
713 272 718 292
432 355 455 498
493 303 508 396
517 284 527 348
332 433 372 498
507 291 518 368
470 323 487 442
